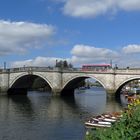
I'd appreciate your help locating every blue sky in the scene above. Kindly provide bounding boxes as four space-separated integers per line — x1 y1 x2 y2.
0 0 140 68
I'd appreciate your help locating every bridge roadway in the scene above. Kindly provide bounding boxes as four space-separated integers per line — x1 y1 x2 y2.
0 67 140 96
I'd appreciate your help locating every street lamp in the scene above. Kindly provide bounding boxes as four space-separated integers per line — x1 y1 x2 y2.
4 62 6 70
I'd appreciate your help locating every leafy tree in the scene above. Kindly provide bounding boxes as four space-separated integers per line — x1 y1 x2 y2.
55 60 73 68
68 63 73 68
63 60 68 68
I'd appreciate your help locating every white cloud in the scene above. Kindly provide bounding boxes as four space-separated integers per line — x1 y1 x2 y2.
122 44 140 54
70 44 140 67
11 44 119 67
118 0 140 11
0 20 55 56
61 0 140 18
11 56 67 67
115 54 140 68
70 44 119 66
71 44 119 58
10 43 140 68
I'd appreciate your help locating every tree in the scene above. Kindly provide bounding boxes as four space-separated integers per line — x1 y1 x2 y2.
55 60 73 69
68 63 73 68
63 60 68 68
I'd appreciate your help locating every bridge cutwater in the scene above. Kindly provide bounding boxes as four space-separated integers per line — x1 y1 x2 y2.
0 67 140 96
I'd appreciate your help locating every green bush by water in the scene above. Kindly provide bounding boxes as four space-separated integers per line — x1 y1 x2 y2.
86 100 140 140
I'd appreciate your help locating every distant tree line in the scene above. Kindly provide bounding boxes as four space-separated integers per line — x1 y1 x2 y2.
55 60 73 68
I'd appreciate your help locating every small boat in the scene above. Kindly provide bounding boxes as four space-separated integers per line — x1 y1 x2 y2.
85 120 111 128
92 118 111 125
93 115 116 123
102 112 122 120
85 111 123 128
111 112 123 117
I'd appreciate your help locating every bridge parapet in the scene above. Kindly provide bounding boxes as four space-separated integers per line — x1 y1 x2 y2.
115 69 140 74
1 66 140 74
0 67 61 74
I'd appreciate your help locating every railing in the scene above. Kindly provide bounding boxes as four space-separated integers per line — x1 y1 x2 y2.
4 67 56 73
0 67 81 73
1 66 140 74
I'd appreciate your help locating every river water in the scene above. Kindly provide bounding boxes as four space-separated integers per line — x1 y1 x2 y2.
0 87 123 140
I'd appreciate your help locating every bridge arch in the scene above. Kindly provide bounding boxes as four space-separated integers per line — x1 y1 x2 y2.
61 75 106 96
9 73 53 94
116 76 140 95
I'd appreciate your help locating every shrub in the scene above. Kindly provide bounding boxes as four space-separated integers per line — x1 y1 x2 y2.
86 97 140 140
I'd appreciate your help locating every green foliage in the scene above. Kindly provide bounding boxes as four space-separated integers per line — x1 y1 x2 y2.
86 104 140 140
55 60 73 68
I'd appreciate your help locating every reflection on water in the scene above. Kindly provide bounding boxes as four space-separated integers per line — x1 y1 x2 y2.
75 87 106 116
0 88 123 140
75 87 122 117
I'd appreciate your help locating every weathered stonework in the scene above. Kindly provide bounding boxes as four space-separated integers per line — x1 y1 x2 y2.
0 68 140 96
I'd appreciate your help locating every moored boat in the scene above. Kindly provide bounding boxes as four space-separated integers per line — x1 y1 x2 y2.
85 111 122 128
93 115 116 123
102 112 122 120
92 118 111 125
85 120 111 128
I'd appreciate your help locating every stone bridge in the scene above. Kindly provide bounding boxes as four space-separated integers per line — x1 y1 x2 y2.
0 67 140 96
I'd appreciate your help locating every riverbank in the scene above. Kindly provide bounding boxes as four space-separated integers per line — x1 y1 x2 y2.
86 97 140 140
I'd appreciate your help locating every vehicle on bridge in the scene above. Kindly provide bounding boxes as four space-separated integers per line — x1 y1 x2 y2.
81 64 112 71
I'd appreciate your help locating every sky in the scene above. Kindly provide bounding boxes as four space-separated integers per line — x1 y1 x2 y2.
0 0 140 68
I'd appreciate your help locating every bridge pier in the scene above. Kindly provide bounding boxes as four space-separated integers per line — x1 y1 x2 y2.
52 88 75 96
0 87 8 95
106 89 117 98
7 88 27 95
52 89 62 96
106 89 116 94
61 89 75 96
0 73 9 95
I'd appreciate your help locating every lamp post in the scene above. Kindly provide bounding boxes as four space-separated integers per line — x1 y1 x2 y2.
4 62 6 70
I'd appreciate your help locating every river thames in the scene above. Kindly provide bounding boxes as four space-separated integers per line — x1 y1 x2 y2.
0 87 123 140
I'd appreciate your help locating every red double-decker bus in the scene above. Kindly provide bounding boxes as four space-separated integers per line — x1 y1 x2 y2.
81 64 112 71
